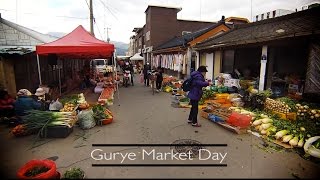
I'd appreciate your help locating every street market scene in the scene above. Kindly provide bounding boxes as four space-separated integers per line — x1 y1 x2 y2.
0 0 320 179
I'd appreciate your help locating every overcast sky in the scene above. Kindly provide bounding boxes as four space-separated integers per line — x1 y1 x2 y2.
0 0 317 43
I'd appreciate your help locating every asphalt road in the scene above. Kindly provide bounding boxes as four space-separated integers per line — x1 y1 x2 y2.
0 76 319 178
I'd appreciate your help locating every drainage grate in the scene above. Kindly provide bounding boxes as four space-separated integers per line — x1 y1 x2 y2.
170 139 204 157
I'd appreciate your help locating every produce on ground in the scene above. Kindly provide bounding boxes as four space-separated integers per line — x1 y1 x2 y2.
92 104 113 122
99 88 114 100
22 110 77 137
59 95 79 105
11 124 29 137
60 103 76 112
63 167 85 179
199 89 215 105
77 93 86 104
296 103 320 121
304 136 320 158
24 166 49 177
265 98 293 114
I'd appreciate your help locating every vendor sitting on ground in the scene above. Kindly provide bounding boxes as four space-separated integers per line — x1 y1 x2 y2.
14 89 41 117
0 89 15 117
34 88 51 111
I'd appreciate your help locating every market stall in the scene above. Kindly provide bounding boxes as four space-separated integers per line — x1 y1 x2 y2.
165 71 319 158
11 93 114 138
35 25 115 96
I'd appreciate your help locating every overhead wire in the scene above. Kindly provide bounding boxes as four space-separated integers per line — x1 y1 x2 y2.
98 0 119 21
92 0 104 40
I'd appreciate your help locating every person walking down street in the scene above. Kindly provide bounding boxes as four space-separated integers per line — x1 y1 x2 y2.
143 62 151 86
156 67 163 92
187 66 210 127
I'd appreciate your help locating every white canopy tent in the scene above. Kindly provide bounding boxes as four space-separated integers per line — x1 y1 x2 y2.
130 53 144 61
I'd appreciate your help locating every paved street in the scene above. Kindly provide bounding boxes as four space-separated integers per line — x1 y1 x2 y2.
0 76 319 179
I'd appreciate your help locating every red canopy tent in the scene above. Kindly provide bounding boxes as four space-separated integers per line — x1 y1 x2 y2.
36 25 114 59
35 25 116 95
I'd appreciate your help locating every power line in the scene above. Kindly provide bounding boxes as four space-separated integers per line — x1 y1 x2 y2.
84 0 90 10
98 0 119 20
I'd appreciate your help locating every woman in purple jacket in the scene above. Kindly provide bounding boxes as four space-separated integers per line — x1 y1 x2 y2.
187 66 210 127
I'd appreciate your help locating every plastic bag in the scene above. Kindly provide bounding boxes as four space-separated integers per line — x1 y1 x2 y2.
17 159 60 179
77 109 96 129
49 99 63 111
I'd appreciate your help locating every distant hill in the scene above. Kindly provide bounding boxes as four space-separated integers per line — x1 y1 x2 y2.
111 41 129 56
46 32 128 55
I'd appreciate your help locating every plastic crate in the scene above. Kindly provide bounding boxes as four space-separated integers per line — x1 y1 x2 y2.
272 111 297 121
40 125 73 138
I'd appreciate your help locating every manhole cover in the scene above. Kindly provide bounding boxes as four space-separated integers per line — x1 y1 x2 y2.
170 139 204 157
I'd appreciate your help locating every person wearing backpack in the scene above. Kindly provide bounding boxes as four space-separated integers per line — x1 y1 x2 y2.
186 66 210 127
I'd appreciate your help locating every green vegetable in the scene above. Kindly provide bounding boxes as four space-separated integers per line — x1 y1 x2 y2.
283 134 293 143
289 136 299 146
275 130 289 140
63 167 85 179
24 166 49 177
22 110 76 137
92 104 108 121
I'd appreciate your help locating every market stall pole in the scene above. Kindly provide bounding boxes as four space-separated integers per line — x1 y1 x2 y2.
114 51 120 102
36 54 42 85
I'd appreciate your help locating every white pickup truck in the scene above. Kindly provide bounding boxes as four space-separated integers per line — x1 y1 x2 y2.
91 59 108 74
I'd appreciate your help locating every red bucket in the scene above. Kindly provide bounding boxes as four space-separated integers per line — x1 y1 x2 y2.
227 112 251 128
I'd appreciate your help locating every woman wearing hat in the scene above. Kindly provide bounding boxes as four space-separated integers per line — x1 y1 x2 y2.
187 66 211 127
35 88 50 110
14 89 41 117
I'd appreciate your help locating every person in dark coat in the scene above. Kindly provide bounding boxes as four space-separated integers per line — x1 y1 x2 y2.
155 67 163 92
143 62 151 86
0 89 15 117
187 66 210 127
14 89 41 117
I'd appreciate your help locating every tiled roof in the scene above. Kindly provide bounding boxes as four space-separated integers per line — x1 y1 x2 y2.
154 22 225 51
194 6 320 50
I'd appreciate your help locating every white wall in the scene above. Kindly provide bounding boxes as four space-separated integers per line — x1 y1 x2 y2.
196 51 200 71
206 53 214 80
0 22 42 46
214 51 222 78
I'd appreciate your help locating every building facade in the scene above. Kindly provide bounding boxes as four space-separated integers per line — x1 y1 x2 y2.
130 5 217 65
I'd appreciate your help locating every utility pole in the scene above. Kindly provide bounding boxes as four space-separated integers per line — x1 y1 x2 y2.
106 27 111 43
89 0 95 36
